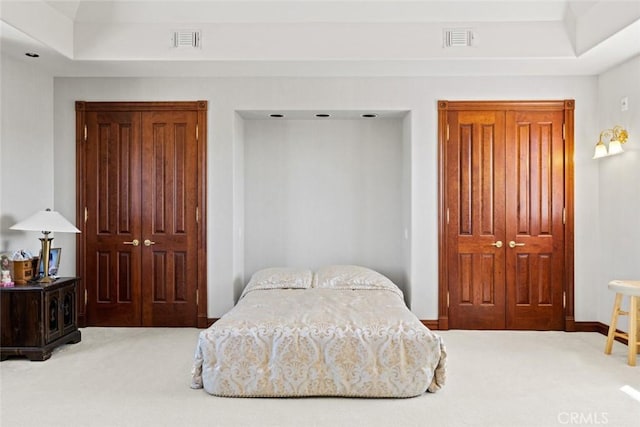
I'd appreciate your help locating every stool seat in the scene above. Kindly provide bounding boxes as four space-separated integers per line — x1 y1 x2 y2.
608 280 640 296
605 279 639 366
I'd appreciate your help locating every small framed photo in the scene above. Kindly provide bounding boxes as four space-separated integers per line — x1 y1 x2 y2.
38 248 62 278
0 254 10 272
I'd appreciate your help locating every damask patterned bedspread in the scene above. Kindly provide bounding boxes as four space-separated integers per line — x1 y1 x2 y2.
191 278 446 398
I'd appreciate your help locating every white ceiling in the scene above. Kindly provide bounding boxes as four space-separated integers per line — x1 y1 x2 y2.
1 0 639 77
46 0 573 23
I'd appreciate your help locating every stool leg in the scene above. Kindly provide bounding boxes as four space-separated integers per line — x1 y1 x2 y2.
605 293 623 355
628 296 637 366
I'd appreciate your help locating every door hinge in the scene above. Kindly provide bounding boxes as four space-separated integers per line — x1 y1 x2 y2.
196 289 199 306
563 291 566 309
196 206 199 223
447 291 450 308
562 207 566 225
196 124 199 141
84 289 88 305
562 123 566 141
84 207 88 223
446 208 450 225
84 124 88 142
446 124 450 142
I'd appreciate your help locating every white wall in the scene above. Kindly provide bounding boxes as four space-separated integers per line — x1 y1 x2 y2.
232 112 245 301
401 113 412 307
595 55 640 330
0 42 635 329
243 118 404 287
52 75 600 320
0 54 56 258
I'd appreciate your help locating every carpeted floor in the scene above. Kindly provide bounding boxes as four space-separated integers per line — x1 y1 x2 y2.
1 328 639 427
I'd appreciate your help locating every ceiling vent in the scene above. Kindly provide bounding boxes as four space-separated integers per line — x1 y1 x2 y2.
443 29 474 47
172 30 201 48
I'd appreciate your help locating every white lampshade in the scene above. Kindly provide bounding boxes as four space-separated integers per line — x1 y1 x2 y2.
10 209 80 233
607 139 624 155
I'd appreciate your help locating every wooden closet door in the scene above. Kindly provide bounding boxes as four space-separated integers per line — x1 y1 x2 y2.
78 101 207 328
439 100 573 331
85 111 143 326
504 110 565 330
141 111 199 326
446 110 507 329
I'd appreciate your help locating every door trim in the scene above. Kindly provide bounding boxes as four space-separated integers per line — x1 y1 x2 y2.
437 99 575 330
75 101 208 328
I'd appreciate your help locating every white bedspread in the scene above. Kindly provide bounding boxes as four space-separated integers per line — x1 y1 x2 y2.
191 288 446 397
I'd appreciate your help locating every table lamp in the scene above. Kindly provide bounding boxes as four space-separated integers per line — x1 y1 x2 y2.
10 209 80 283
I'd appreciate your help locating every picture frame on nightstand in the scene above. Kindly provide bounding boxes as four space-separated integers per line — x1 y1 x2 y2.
37 248 61 278
0 254 13 286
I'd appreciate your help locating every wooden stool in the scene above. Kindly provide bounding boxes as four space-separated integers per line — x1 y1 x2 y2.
604 280 640 366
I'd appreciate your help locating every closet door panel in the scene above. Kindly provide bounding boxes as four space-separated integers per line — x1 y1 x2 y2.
505 110 565 330
446 110 506 329
85 111 143 326
140 111 199 326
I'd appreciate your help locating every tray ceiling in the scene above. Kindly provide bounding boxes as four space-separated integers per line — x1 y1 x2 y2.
1 0 639 77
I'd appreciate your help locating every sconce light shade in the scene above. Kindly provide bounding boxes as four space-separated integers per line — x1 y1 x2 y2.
607 139 624 155
593 126 629 159
592 141 608 159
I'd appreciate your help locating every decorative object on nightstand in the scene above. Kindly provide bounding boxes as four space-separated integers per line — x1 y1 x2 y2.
37 248 61 278
8 249 34 284
1 251 36 285
9 259 32 284
9 209 80 282
0 254 14 287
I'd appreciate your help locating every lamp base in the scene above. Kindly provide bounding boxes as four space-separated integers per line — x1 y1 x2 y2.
39 234 53 283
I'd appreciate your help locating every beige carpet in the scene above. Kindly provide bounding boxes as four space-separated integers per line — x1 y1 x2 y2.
1 328 639 427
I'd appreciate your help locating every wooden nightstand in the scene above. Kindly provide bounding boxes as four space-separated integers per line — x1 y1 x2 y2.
0 277 81 361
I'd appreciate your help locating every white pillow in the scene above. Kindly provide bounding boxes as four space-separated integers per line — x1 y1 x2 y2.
241 267 313 298
313 265 403 297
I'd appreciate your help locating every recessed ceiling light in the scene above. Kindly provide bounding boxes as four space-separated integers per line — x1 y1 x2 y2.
362 114 377 118
315 114 330 118
269 114 284 118
25 52 40 58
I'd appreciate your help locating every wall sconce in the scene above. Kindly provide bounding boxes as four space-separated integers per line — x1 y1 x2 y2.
593 125 629 159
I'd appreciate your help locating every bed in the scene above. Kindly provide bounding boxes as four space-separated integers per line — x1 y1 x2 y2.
190 265 446 398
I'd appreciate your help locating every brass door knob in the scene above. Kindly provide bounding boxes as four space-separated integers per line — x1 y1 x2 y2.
123 239 140 246
144 239 156 247
491 241 503 248
509 241 525 248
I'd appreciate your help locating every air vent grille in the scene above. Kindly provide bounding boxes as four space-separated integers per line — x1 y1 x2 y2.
443 29 474 47
173 30 201 48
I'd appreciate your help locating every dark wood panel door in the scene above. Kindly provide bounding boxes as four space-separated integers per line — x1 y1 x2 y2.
439 100 573 331
505 110 565 330
141 111 199 326
79 102 206 327
85 111 143 326
446 110 507 329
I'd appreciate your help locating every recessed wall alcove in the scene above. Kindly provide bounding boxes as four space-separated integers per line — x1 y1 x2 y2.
237 110 412 299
